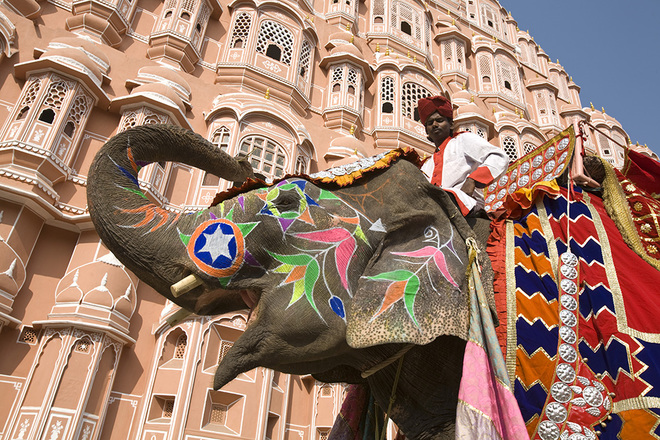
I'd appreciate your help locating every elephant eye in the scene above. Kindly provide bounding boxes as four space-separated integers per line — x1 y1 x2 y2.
272 189 301 213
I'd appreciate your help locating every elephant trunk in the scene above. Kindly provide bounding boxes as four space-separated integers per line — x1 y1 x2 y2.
87 124 254 313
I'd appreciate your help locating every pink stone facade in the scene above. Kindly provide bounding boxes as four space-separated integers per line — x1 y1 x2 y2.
0 0 654 439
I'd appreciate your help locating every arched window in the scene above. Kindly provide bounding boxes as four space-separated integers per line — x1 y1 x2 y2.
523 141 537 155
63 121 75 137
299 40 312 79
256 21 293 65
174 333 187 359
381 76 395 114
501 135 519 162
38 109 55 123
231 12 252 48
238 136 287 180
331 67 343 92
401 82 430 121
202 126 231 187
478 54 493 92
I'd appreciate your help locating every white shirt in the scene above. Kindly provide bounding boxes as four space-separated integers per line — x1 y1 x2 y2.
420 132 508 214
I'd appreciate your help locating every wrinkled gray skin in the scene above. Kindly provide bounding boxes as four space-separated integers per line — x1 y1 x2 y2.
87 125 493 440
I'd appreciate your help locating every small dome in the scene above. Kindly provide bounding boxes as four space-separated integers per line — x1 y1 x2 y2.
326 135 368 162
130 83 186 113
329 42 364 59
41 47 105 83
45 37 110 72
136 66 192 96
55 256 137 319
328 30 354 45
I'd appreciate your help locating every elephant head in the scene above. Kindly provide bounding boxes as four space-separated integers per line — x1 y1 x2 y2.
87 124 493 438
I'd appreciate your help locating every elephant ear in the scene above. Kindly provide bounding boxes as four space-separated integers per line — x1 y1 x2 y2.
346 216 471 348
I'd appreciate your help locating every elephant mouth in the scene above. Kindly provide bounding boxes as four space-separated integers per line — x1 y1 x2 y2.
240 289 260 324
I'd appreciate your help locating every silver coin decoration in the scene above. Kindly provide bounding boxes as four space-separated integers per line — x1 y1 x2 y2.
499 174 509 186
545 146 556 159
488 182 497 192
492 201 503 210
568 434 587 440
520 161 531 173
497 188 507 200
510 168 518 180
533 154 544 167
551 382 573 403
561 279 578 295
556 163 565 175
538 421 560 440
485 194 496 203
561 295 578 311
532 169 543 180
546 402 568 423
560 310 577 327
559 326 577 344
559 152 569 163
558 138 570 150
557 363 576 383
559 343 578 363
518 175 530 187
583 386 604 407
561 265 578 279
561 252 578 267
508 183 518 194
545 160 557 173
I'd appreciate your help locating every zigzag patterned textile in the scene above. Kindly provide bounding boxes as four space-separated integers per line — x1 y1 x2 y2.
503 186 660 439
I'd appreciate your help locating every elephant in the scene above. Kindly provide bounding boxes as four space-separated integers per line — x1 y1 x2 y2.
87 124 497 439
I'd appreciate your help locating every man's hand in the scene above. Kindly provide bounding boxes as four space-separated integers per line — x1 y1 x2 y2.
460 177 476 196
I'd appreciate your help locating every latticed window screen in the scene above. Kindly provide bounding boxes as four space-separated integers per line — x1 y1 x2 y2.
332 67 343 87
68 95 90 124
347 68 358 94
44 81 70 110
218 340 234 363
523 142 537 155
480 4 500 34
442 41 453 62
174 334 187 359
231 12 251 48
502 135 518 162
210 404 227 424
380 76 395 113
373 0 384 21
401 82 430 120
321 385 332 396
17 79 42 119
74 338 92 353
527 45 538 67
256 21 293 65
181 0 198 16
318 430 330 440
496 59 521 100
478 55 492 87
536 92 548 116
163 399 175 418
392 1 422 40
19 327 38 344
476 126 487 138
121 112 138 131
598 133 611 155
299 40 312 78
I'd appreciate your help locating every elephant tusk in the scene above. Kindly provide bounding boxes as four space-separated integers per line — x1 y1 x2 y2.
171 274 203 297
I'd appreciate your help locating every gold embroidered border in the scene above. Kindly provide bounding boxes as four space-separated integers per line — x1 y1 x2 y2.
505 219 517 383
613 397 660 413
583 191 660 344
600 159 660 271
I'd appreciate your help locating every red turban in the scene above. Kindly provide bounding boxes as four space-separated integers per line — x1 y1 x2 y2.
417 95 453 124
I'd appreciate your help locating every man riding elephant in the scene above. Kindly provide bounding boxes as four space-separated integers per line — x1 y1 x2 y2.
418 95 508 217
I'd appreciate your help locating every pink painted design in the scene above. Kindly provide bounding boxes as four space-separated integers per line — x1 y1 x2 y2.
392 246 458 287
294 228 356 290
